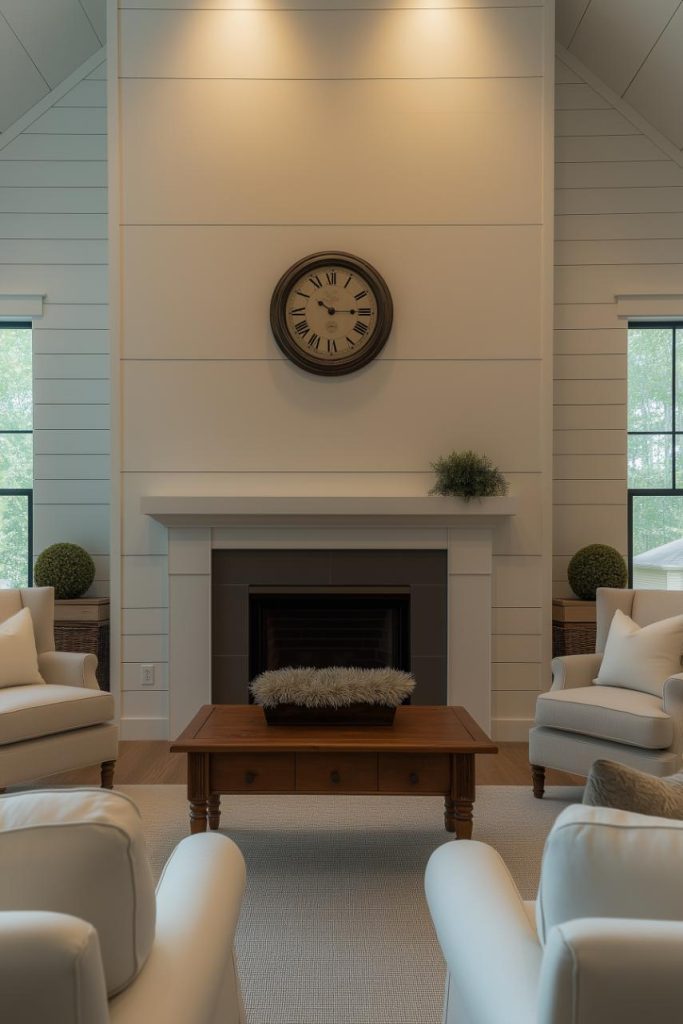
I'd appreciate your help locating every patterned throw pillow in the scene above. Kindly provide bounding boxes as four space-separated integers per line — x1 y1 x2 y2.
583 758 683 820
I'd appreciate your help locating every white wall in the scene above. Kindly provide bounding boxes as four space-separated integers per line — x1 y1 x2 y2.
0 53 110 596
113 0 554 740
553 50 683 597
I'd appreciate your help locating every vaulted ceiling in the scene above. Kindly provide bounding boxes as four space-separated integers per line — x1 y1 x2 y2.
0 0 105 133
0 2 681 157
558 0 683 151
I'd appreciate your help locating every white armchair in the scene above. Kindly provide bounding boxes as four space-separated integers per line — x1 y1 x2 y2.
529 587 683 796
425 804 683 1024
0 587 117 790
0 788 246 1024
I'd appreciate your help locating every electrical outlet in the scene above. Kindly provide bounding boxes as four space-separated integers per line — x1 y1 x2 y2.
141 664 155 687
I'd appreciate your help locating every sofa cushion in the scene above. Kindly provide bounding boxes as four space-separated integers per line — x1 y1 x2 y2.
536 804 683 945
0 685 115 746
535 685 673 750
0 608 43 688
0 789 156 997
595 608 683 697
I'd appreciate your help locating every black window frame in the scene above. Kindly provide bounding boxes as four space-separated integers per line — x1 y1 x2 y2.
627 319 683 586
0 320 33 586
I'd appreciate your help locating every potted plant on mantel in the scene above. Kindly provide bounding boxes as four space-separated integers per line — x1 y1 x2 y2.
429 449 508 501
553 544 627 657
34 543 110 691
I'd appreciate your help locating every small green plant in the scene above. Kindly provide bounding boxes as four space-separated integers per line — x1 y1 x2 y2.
429 449 508 502
567 544 627 601
34 543 95 599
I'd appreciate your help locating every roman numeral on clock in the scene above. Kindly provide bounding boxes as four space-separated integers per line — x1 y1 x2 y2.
290 306 306 317
343 275 352 289
309 275 323 289
357 308 372 317
326 271 337 285
327 339 337 353
294 320 310 337
354 290 368 302
346 336 356 348
353 321 369 336
295 290 310 299
307 333 321 349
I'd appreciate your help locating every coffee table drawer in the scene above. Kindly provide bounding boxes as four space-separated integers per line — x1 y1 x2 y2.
296 753 377 792
211 753 295 792
378 754 450 793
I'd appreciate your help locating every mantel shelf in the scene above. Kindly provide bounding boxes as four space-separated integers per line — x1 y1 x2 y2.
141 495 517 528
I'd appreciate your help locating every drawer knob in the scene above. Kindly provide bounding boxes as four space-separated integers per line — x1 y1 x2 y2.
409 771 419 785
330 770 341 784
245 771 256 784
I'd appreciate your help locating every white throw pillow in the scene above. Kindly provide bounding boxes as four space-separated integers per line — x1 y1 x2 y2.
0 607 44 688
595 608 683 697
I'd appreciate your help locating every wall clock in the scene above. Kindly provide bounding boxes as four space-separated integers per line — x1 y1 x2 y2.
270 251 393 376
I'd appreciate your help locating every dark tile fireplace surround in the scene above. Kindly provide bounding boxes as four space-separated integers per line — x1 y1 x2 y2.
212 550 447 704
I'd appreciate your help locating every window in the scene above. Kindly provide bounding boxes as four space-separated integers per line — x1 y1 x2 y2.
0 324 33 587
628 322 683 589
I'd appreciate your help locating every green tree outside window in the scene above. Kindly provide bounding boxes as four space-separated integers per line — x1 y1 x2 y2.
0 325 33 587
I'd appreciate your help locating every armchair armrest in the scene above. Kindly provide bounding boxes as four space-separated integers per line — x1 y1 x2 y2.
663 673 683 755
425 841 541 1024
0 910 109 1024
109 833 246 1024
551 653 603 691
538 918 683 1024
39 651 99 690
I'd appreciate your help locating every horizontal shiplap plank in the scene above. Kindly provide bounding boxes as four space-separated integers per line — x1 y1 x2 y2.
0 161 107 188
492 607 542 635
554 354 624 379
122 555 169 608
123 224 543 360
492 557 543 607
555 134 663 163
555 109 640 137
553 479 625 505
33 504 109 554
492 635 542 663
554 379 626 405
555 83 610 110
0 213 107 239
0 265 107 303
25 108 106 135
33 329 109 355
0 135 107 161
492 662 542 689
492 690 539 719
554 504 627 553
120 77 543 225
554 304 620 330
556 212 683 241
34 354 109 379
120 6 543 79
34 454 110 479
553 454 626 480
34 479 110 504
555 263 683 304
0 239 107 264
553 403 625 430
40 304 109 329
554 329 626 355
122 691 169 717
556 238 683 266
122 608 169 635
122 634 169 663
556 187 683 216
552 429 626 455
56 80 107 107
0 187 107 214
555 59 582 85
556 160 683 189
33 430 110 455
122 359 543 472
34 379 110 405
34 404 110 429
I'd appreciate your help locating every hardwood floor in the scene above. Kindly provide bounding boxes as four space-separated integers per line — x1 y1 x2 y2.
26 741 583 789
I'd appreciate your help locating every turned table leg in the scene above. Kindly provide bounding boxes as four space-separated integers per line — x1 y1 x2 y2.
101 760 116 789
188 753 210 834
208 793 221 831
531 764 546 799
445 753 475 839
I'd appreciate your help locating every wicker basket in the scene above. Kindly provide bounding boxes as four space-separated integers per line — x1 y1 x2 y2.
54 599 110 691
552 599 597 658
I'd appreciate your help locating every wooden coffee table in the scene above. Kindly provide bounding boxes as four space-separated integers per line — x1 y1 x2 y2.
171 705 497 839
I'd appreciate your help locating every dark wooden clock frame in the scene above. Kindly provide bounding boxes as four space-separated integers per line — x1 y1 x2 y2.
270 251 393 376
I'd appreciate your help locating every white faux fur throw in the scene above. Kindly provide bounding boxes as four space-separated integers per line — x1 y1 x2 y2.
250 667 416 708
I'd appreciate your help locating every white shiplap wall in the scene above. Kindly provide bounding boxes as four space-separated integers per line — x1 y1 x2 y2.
113 0 554 740
0 53 110 596
554 49 683 596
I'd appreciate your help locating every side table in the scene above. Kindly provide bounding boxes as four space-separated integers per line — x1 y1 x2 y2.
54 598 110 691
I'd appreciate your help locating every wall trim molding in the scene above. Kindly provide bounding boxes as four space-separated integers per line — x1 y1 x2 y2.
556 44 683 172
0 295 44 319
0 48 106 153
615 294 683 320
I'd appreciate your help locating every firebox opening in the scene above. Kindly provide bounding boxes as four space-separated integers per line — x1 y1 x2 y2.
248 590 411 693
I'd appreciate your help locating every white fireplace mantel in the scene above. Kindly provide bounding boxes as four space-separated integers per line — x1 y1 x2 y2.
142 495 517 740
142 494 517 528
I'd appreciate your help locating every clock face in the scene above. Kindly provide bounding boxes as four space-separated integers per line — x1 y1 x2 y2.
270 252 393 376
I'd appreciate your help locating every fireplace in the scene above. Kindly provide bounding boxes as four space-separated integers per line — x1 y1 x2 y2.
249 591 411 678
212 549 446 705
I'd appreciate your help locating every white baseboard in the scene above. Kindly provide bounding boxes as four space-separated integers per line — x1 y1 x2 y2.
120 717 169 741
492 718 533 743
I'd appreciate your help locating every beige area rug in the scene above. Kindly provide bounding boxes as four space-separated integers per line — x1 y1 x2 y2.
119 785 582 1024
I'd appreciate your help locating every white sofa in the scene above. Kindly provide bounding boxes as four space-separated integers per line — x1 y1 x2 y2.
529 587 683 795
425 803 683 1024
0 788 246 1024
0 587 118 790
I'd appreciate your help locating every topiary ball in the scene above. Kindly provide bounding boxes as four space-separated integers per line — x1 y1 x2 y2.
34 543 95 600
567 544 627 601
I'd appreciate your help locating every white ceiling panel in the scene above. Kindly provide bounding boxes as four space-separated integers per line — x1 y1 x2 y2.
0 0 100 89
0 14 48 133
556 0 590 47
624 3 683 149
568 0 680 96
